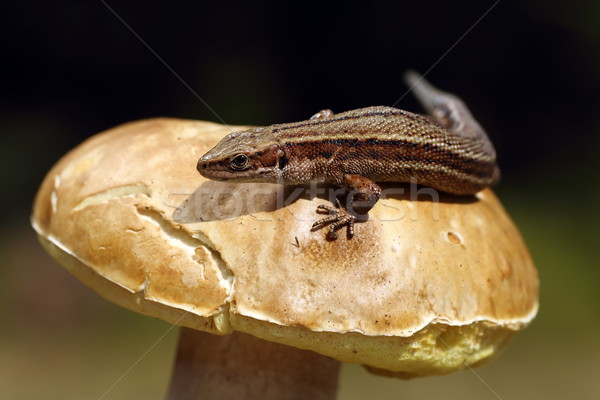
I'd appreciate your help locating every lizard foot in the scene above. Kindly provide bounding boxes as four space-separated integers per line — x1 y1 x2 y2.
311 198 356 240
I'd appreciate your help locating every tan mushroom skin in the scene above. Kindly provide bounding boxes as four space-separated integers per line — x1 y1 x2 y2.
32 118 538 378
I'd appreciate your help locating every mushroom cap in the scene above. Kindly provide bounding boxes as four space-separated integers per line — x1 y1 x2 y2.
31 118 538 378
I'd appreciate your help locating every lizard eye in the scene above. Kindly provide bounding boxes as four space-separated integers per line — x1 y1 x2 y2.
230 154 249 170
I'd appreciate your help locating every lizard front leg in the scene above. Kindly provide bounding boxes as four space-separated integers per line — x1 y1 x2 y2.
312 174 381 240
309 109 334 119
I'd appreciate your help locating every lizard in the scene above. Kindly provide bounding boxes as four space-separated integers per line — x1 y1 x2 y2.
197 71 500 239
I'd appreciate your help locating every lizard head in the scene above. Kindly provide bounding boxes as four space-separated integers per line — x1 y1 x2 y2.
197 127 287 182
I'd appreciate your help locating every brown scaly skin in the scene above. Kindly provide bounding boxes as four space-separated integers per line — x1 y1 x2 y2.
197 71 499 239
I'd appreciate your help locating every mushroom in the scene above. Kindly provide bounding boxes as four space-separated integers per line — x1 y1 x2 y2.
31 118 538 399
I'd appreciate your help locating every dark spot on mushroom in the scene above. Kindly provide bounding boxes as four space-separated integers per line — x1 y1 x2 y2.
447 231 461 244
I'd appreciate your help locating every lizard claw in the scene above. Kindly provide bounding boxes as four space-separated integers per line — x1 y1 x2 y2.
312 199 356 240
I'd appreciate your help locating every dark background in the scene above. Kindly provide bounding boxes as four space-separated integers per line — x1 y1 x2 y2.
1 1 599 399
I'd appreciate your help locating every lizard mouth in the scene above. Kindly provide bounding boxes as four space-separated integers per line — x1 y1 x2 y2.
197 161 259 182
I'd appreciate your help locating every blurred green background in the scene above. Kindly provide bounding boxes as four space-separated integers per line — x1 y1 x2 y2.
1 1 599 399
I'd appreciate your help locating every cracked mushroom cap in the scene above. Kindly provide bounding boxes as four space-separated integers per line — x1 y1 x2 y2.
31 118 538 378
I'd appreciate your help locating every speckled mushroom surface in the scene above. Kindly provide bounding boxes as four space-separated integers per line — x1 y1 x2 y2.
32 118 538 377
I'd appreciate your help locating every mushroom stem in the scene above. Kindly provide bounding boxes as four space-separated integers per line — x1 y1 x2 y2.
166 327 340 400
